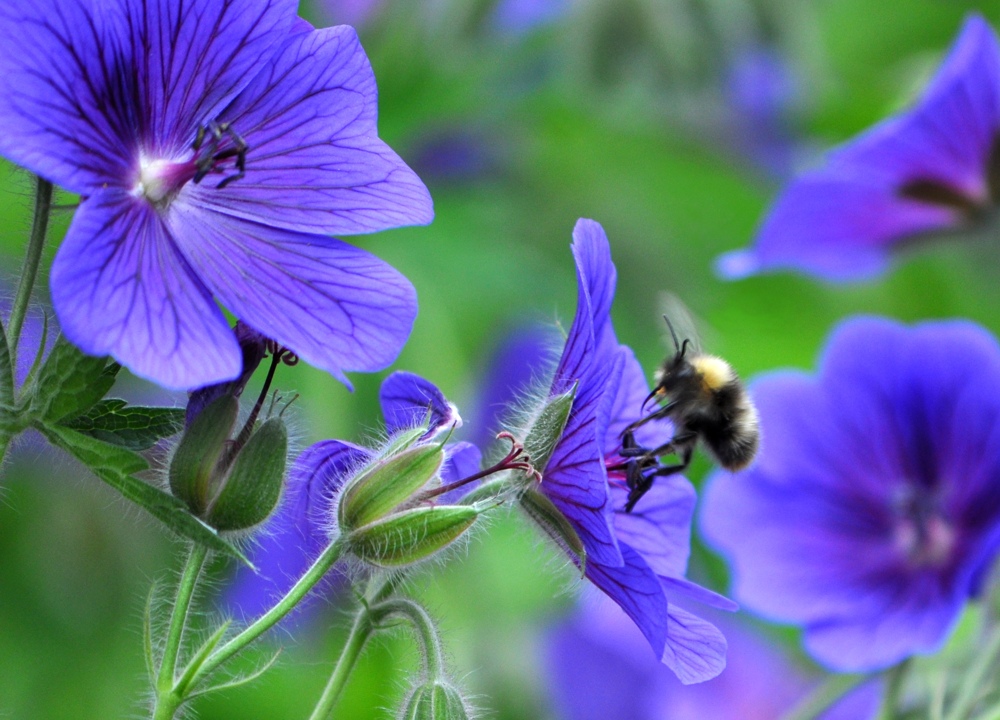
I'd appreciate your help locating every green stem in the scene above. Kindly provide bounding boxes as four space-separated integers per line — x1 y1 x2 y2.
9 177 52 366
180 537 346 695
371 598 443 678
307 591 445 720
876 659 911 720
780 673 870 720
946 626 1000 720
152 543 209 720
307 607 376 720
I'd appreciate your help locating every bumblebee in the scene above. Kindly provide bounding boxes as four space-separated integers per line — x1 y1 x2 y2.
620 313 759 513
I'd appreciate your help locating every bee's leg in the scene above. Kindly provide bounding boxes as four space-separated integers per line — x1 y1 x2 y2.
623 442 694 513
623 400 679 436
641 431 697 461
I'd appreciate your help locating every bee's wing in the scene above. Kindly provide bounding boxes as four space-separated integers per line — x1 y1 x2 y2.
658 291 705 356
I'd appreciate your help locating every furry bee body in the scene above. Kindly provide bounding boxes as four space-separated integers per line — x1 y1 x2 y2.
620 328 759 512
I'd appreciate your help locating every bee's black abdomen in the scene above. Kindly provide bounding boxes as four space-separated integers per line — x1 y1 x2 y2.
701 384 760 470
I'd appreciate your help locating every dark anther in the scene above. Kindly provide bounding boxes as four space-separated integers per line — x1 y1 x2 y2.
265 340 299 366
192 120 249 189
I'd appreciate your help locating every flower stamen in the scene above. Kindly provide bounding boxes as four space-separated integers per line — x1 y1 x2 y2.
417 431 538 503
192 120 249 189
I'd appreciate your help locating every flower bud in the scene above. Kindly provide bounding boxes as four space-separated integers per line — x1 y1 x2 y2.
169 395 239 514
207 416 287 531
339 442 445 531
400 680 472 720
349 505 478 567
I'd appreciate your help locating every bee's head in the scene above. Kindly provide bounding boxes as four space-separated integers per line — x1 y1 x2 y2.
652 343 696 397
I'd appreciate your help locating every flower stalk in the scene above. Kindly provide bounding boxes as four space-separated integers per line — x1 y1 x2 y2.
9 176 52 366
152 543 209 720
308 595 446 720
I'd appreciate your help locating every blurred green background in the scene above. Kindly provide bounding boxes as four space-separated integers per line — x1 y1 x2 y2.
4 0 1000 717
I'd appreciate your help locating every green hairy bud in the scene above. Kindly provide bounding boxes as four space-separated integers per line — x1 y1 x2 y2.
400 680 472 720
168 396 239 515
168 396 288 532
339 442 445 531
207 417 287 531
349 505 478 567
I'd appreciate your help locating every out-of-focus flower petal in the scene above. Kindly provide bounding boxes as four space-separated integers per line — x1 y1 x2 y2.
716 173 957 281
702 316 1000 671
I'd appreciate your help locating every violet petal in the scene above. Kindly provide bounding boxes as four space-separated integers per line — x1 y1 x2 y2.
167 203 417 387
50 189 240 389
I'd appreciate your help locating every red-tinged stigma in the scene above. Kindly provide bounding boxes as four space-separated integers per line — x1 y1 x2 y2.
418 431 539 503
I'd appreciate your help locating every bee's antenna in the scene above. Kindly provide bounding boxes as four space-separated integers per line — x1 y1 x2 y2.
663 314 681 355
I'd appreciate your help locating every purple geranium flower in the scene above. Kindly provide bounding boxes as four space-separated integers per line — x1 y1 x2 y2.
545 591 879 720
226 370 478 617
701 316 1000 671
536 219 734 684
0 0 432 389
717 14 1000 281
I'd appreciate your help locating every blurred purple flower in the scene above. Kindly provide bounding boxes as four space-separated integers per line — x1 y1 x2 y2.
536 219 734 684
491 0 570 36
545 591 879 720
466 324 555 450
702 316 1000 671
0 0 432 390
226 371 477 618
718 14 1000 281
723 47 801 180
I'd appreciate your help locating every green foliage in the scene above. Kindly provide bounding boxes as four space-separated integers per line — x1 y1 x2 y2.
64 400 185 451
28 334 119 423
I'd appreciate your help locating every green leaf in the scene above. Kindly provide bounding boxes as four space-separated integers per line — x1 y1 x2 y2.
36 422 251 565
29 334 120 422
63 399 185 450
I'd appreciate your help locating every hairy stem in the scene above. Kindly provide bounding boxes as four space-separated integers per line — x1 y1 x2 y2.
180 537 346 695
9 177 52 367
371 598 444 678
307 606 375 720
152 543 209 720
